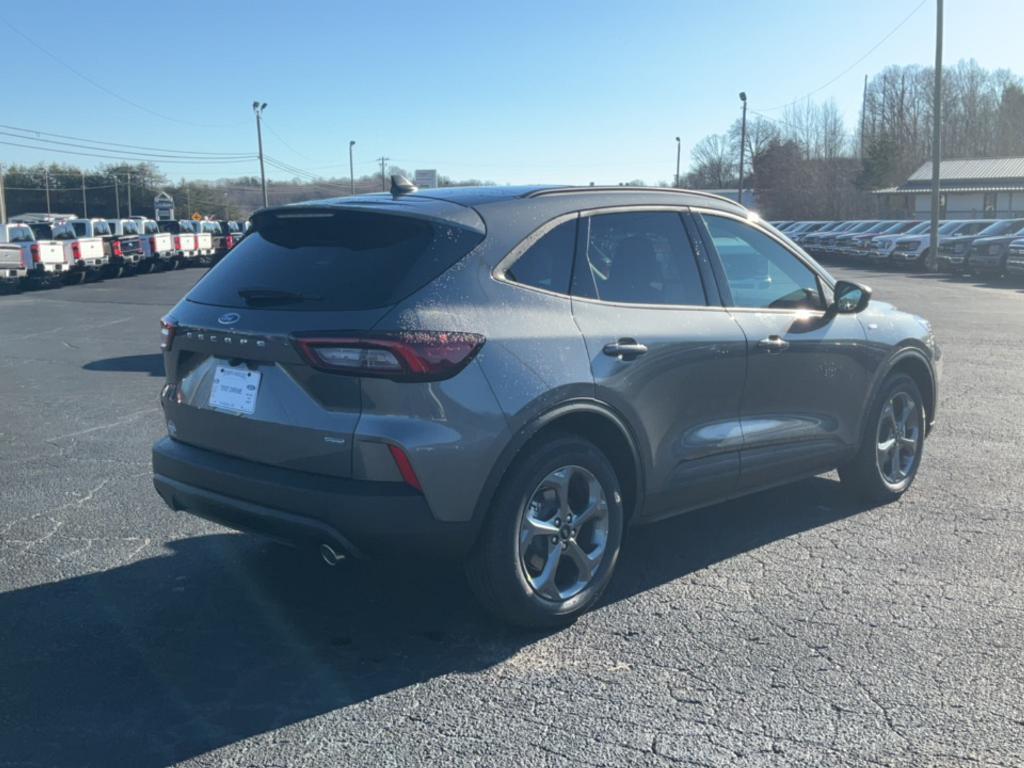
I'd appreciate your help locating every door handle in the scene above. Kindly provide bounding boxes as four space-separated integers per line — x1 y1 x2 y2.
757 335 790 352
603 338 649 361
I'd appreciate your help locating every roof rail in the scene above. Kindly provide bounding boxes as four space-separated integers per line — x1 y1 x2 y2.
523 186 746 209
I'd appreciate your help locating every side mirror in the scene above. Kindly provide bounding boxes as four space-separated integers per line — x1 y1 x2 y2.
832 280 871 314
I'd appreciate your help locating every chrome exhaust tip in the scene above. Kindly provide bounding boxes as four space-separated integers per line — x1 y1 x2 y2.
319 543 345 566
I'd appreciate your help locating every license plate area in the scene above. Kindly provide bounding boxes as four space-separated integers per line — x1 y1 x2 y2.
209 366 261 414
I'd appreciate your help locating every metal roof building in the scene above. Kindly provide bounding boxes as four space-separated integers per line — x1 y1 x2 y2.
875 157 1024 218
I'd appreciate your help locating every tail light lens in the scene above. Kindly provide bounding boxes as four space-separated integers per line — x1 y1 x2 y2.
150 237 157 251
112 240 123 257
174 236 182 249
31 244 40 263
295 332 485 382
71 242 81 260
160 316 177 350
225 235 235 249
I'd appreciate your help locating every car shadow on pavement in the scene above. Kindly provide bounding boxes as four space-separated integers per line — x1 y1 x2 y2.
83 354 165 377
0 476 873 767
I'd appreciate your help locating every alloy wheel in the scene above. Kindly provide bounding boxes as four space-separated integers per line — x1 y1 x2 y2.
517 465 610 602
875 391 921 486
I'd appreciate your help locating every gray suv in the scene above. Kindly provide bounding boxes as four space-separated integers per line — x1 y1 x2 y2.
152 184 940 627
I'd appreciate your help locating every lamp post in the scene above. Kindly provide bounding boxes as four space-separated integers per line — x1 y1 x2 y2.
675 136 681 188
252 101 268 207
349 140 356 195
737 92 748 206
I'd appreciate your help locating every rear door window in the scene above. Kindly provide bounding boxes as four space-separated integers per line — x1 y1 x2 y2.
187 209 484 311
572 211 707 306
505 219 576 295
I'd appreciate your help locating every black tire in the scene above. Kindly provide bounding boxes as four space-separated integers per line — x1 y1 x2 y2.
62 270 87 286
840 373 926 505
465 434 625 628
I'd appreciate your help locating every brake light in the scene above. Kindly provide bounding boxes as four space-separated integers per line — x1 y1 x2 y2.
150 237 157 251
31 244 40 263
295 332 485 381
160 316 177 350
174 236 182 249
225 235 235 249
71 242 81 260
387 444 423 492
112 240 123 257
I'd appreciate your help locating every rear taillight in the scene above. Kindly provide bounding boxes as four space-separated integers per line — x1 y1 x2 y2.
226 235 235 249
112 240 123 257
150 237 157 251
387 444 423 491
31 244 40 263
71 242 81 260
174 236 182 249
295 332 485 381
160 316 177 351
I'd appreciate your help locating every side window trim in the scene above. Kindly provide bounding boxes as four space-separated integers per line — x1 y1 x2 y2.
694 209 833 312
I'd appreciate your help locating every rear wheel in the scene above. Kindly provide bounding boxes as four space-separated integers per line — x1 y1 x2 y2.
465 435 624 628
840 373 925 504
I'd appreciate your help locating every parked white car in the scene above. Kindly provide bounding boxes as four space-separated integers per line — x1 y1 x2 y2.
49 220 106 282
0 242 27 291
133 218 175 271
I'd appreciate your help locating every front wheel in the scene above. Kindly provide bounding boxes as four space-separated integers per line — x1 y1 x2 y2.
465 435 625 628
840 373 926 504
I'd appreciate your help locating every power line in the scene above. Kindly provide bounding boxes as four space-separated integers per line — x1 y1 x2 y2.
0 131 253 161
0 123 252 157
0 139 255 164
0 15 249 129
758 0 928 112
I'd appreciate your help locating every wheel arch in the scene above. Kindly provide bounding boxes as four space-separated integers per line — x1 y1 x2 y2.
862 346 937 443
470 399 646 540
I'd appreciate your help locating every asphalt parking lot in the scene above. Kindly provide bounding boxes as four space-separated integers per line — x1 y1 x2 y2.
1 266 1022 768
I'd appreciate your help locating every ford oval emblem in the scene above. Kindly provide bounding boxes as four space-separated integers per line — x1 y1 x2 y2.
217 312 241 325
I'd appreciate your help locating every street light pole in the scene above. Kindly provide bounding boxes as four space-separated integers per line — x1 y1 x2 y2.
253 101 268 208
127 172 133 216
349 140 356 195
928 0 943 272
44 169 51 214
737 92 748 206
113 175 120 218
675 137 681 188
81 170 88 217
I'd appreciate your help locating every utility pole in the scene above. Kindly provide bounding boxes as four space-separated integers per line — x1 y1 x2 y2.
81 170 88 217
253 101 268 207
860 74 868 159
113 175 120 218
737 92 748 206
928 0 943 272
0 162 7 224
349 140 356 195
44 169 51 214
675 137 681 188
187 185 192 215
127 172 133 216
224 192 230 220
377 156 389 191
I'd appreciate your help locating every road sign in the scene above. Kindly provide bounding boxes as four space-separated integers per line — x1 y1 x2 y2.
192 212 202 221
153 191 174 221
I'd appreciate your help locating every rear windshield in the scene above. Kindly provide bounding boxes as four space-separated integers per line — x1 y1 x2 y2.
187 210 484 311
8 226 34 242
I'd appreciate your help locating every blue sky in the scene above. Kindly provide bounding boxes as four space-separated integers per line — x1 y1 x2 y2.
2 0 1022 185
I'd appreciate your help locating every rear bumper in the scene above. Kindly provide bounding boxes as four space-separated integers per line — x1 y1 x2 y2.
152 436 477 558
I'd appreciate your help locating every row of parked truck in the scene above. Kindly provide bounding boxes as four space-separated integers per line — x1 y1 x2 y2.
0 214 248 291
770 217 1024 278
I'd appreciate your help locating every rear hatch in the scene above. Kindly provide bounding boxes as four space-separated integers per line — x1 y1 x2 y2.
161 202 485 478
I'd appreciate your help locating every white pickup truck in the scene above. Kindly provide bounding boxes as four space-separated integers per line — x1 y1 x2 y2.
129 217 175 271
182 220 215 259
46 220 106 283
156 220 199 267
0 223 64 283
0 243 27 291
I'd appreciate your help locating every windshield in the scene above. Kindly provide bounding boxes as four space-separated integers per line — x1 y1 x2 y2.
187 210 484 311
93 221 111 236
977 219 1024 237
144 221 158 234
904 222 930 234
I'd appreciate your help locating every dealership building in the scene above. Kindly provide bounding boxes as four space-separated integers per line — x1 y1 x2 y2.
875 157 1024 219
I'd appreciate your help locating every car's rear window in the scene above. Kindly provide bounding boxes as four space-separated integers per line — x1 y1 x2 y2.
187 209 484 311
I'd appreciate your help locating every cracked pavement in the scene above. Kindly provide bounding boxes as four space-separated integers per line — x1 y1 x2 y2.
0 267 1022 767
